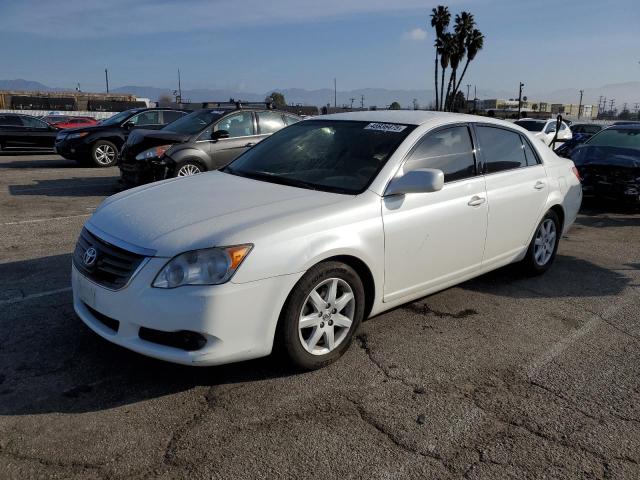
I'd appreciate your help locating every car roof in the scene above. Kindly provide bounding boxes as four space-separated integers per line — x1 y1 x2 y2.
604 124 640 130
314 110 527 129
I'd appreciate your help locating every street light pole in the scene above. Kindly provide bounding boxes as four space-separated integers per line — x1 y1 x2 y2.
517 82 525 117
105 68 109 94
578 89 584 119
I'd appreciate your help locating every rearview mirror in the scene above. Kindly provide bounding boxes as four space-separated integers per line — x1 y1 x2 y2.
385 168 444 196
211 130 230 141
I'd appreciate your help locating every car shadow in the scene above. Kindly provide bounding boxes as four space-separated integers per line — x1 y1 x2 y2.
461 254 630 299
8 177 120 197
0 254 299 416
0 251 632 417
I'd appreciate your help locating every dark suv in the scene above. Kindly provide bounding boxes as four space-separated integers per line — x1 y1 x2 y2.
119 104 300 187
55 108 189 167
0 113 59 152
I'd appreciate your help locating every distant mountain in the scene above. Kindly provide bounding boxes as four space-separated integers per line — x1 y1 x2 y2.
2 79 639 109
0 79 56 91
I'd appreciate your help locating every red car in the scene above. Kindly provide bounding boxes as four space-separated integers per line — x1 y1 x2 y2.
42 115 99 129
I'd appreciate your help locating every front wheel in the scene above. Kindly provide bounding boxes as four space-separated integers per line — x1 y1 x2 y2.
279 261 365 370
90 140 118 167
522 210 561 275
174 160 204 177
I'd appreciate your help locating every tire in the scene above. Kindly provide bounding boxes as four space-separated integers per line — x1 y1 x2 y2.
521 210 561 275
174 160 204 178
90 140 118 167
278 261 365 370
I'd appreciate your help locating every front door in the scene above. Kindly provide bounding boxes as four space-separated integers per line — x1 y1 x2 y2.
18 116 56 149
382 125 488 302
210 111 259 167
474 125 549 267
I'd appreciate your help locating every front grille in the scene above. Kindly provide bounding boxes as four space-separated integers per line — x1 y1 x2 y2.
85 303 120 332
73 228 146 289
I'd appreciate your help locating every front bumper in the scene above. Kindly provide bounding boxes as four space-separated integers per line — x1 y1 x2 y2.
55 138 90 160
72 262 303 366
119 159 168 187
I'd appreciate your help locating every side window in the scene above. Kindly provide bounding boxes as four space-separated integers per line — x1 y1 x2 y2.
162 110 185 124
544 122 556 134
20 116 49 129
560 122 568 131
476 126 527 173
0 115 22 126
257 111 285 135
284 114 300 126
404 126 476 182
521 136 540 166
214 112 254 138
129 111 160 126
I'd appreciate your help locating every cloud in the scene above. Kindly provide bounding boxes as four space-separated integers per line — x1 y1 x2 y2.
0 0 440 38
404 28 427 41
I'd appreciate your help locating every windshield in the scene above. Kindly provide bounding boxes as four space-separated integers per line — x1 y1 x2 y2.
223 120 415 194
101 109 137 126
572 124 602 135
514 120 545 132
163 110 226 135
586 128 640 149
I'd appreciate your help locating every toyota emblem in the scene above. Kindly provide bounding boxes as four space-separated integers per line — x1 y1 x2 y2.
83 247 98 267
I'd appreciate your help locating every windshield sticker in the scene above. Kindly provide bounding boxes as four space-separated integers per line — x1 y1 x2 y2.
364 123 407 133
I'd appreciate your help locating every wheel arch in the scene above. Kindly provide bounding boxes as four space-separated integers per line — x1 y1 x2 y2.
548 203 565 231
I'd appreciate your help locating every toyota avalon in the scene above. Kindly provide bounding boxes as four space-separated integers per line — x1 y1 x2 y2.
72 111 582 370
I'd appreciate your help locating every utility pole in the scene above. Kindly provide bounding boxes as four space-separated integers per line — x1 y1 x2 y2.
517 82 525 118
602 97 607 117
360 95 364 109
577 90 583 119
609 98 615 118
474 85 477 112
333 78 337 108
105 68 109 94
177 68 182 103
349 97 355 109
597 95 603 115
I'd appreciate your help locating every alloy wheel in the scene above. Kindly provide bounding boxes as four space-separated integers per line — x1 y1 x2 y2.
177 164 202 176
298 278 355 355
534 218 556 266
94 144 116 165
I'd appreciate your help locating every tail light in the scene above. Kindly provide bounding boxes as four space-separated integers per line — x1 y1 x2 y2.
571 166 582 182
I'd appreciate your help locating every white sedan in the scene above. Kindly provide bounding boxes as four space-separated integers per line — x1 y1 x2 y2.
514 118 572 146
72 111 582 370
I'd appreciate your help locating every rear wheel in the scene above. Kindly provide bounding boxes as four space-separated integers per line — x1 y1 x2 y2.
522 210 560 275
90 140 118 167
278 261 364 370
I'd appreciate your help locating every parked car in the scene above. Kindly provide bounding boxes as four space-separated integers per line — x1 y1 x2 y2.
555 133 591 158
514 118 572 146
119 106 301 186
54 108 189 167
72 111 582 370
570 123 604 135
43 115 99 129
571 124 640 204
0 113 58 152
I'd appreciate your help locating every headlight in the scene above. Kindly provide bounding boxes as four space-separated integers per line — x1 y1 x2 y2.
135 144 172 161
152 245 252 288
66 132 89 140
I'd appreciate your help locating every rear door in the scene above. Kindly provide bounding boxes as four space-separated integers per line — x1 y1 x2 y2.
474 124 549 267
18 115 56 149
210 111 259 166
0 115 26 149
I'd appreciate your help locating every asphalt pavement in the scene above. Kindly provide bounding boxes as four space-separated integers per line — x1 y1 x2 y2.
0 153 639 479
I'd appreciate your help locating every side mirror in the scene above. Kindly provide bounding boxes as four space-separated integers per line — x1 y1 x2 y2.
385 168 444 196
211 130 230 141
123 121 135 129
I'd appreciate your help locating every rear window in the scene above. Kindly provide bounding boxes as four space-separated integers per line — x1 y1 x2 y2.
586 128 640 149
0 115 22 126
514 120 545 132
476 126 528 173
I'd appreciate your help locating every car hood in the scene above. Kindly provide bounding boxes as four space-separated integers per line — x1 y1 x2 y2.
572 145 640 169
123 129 192 158
87 171 347 256
60 124 108 134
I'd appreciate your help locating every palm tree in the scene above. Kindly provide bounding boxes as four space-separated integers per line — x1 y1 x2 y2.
452 28 484 110
444 37 462 111
430 6 450 111
446 12 474 111
439 33 454 112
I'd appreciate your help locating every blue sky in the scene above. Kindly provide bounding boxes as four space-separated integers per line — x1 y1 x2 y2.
0 0 638 96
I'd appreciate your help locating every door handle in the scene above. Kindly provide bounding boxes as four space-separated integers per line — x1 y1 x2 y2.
534 181 546 190
467 195 486 207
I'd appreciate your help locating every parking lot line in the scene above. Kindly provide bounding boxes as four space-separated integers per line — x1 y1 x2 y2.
1 213 90 226
0 287 72 305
